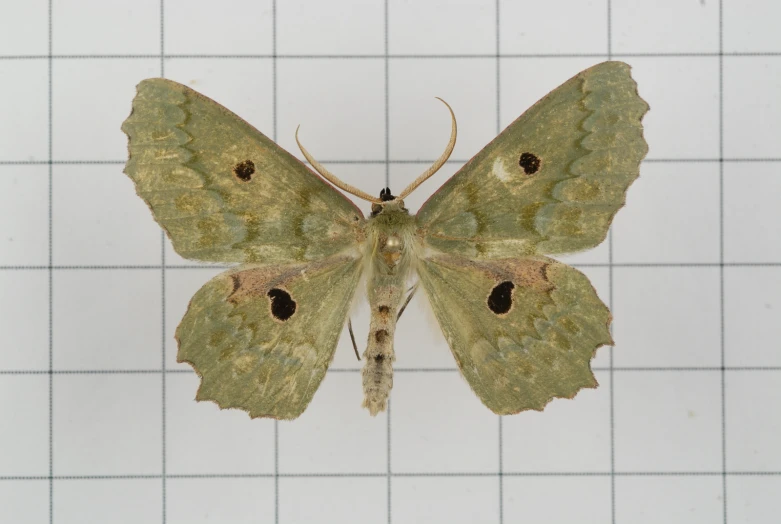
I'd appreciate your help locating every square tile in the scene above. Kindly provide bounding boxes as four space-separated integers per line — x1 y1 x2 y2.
0 271 49 371
388 0 495 55
0 61 48 162
53 479 162 524
723 57 781 158
727 476 781 524
392 261 465 371
330 285 372 371
613 162 720 264
612 0 719 53
168 477 275 524
388 58 496 164
276 59 385 163
0 166 49 265
389 161 458 217
500 0 607 55
503 371 611 473
279 477 385 524
504 477 611 523
164 0 273 55
165 267 224 369
0 375 49 475
277 0 383 55
724 0 781 52
724 267 781 366
724 162 781 263
309 162 386 213
577 267 613 371
499 57 605 131
53 165 163 266
394 477 498 523
279 372 386 474
391 371 498 473
615 476 723 523
630 57 720 160
166 373 275 475
52 374 162 475
500 57 616 266
614 371 722 472
0 481 49 524
160 162 382 266
52 0 160 55
613 267 721 367
725 370 781 471
159 58 276 264
52 58 160 162
52 269 161 370
552 235 611 266
0 1 48 55
164 58 274 137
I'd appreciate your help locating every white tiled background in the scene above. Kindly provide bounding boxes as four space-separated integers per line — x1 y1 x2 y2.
1 1 780 523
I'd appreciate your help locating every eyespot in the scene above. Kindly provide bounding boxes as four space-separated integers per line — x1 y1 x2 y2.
267 288 296 321
234 160 256 181
487 281 514 315
518 152 541 175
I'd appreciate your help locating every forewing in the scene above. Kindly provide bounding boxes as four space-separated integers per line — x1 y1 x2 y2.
176 255 362 419
416 61 648 258
417 254 612 414
122 78 364 263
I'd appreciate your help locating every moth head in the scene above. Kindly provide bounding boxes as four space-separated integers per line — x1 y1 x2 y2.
294 98 457 207
370 188 408 216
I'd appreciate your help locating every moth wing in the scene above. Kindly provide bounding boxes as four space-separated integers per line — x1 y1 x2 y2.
122 78 363 264
176 255 362 420
416 61 648 258
416 254 611 414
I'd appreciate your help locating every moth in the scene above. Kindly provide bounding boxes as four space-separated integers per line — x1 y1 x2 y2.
121 61 648 420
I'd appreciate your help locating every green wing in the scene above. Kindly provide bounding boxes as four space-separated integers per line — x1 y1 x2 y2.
416 255 611 414
176 255 362 419
416 61 648 258
121 78 364 264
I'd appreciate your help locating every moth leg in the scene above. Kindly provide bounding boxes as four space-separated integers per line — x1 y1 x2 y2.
348 318 360 361
396 283 419 321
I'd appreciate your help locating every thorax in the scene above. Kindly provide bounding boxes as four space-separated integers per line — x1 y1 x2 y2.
366 202 416 278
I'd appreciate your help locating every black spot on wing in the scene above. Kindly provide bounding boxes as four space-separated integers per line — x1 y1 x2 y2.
267 288 296 321
234 159 255 181
487 281 514 315
519 152 541 175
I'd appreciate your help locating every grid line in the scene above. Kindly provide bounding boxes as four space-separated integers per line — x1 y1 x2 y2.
6 158 781 165
2 366 780 376
2 51 781 60
495 2 504 523
271 2 280 522
46 1 53 523
606 1 617 522
718 2 729 522
384 4 392 523
158 2 168 523
3 262 781 269
3 157 781 166
2 471 779 482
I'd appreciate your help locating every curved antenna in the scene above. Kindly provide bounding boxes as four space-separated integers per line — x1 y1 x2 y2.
397 98 457 200
296 127 381 204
